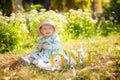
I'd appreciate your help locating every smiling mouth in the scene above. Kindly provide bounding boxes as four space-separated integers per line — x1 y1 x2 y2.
46 32 50 34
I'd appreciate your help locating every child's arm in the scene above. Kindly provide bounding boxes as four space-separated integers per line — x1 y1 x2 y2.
46 35 61 50
36 37 43 50
36 43 42 50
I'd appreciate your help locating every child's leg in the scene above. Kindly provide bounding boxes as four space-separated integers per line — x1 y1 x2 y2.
21 52 41 65
37 59 56 71
30 52 42 65
31 52 41 59
29 57 35 62
31 59 39 65
20 54 32 65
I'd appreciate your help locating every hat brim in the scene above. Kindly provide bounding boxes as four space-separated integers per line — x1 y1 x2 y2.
35 23 57 36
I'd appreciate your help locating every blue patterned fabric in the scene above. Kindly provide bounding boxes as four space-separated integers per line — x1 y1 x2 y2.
31 34 67 61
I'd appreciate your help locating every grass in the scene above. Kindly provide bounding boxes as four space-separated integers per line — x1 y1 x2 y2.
0 34 120 80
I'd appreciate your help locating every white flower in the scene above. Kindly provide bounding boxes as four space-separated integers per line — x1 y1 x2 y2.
11 13 16 17
0 12 2 15
5 17 10 21
84 9 89 12
114 20 117 23
78 9 82 12
109 17 114 20
101 17 105 21
20 24 29 33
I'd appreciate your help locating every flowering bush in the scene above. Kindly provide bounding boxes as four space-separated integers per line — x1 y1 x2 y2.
0 12 28 52
0 9 120 53
0 26 27 52
98 20 120 36
24 9 96 41
64 9 96 40
25 9 67 37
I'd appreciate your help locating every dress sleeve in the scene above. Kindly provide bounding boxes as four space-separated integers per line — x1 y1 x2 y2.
36 37 42 50
47 35 61 50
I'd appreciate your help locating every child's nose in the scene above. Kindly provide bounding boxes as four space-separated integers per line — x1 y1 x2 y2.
47 29 50 31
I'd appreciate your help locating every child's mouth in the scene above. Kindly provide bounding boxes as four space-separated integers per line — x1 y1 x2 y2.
46 32 50 34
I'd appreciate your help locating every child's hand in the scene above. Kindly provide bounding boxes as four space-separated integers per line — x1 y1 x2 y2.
42 44 47 49
38 44 42 49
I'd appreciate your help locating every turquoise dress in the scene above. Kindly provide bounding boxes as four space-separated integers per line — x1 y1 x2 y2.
31 34 67 61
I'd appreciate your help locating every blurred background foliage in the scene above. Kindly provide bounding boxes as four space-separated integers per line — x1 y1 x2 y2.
51 0 92 12
0 0 13 16
0 0 120 24
0 0 120 53
102 0 120 24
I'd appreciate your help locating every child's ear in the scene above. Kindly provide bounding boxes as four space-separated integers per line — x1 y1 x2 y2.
54 28 58 34
35 28 40 36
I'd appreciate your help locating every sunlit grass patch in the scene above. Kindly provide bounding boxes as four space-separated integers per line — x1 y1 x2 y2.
0 34 120 80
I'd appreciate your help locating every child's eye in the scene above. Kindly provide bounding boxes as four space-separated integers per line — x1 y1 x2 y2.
43 28 47 30
49 28 51 30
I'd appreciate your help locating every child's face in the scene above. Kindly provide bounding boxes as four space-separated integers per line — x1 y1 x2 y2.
40 24 54 38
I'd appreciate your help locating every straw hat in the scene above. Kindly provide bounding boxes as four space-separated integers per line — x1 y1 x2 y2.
36 19 57 35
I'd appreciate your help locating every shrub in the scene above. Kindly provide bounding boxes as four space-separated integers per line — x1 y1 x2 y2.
1 8 120 53
0 13 28 53
98 20 120 36
102 0 120 24
0 26 27 52
25 9 67 41
64 9 96 40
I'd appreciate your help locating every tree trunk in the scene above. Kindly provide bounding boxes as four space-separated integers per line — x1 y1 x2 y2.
13 0 23 12
94 0 103 13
